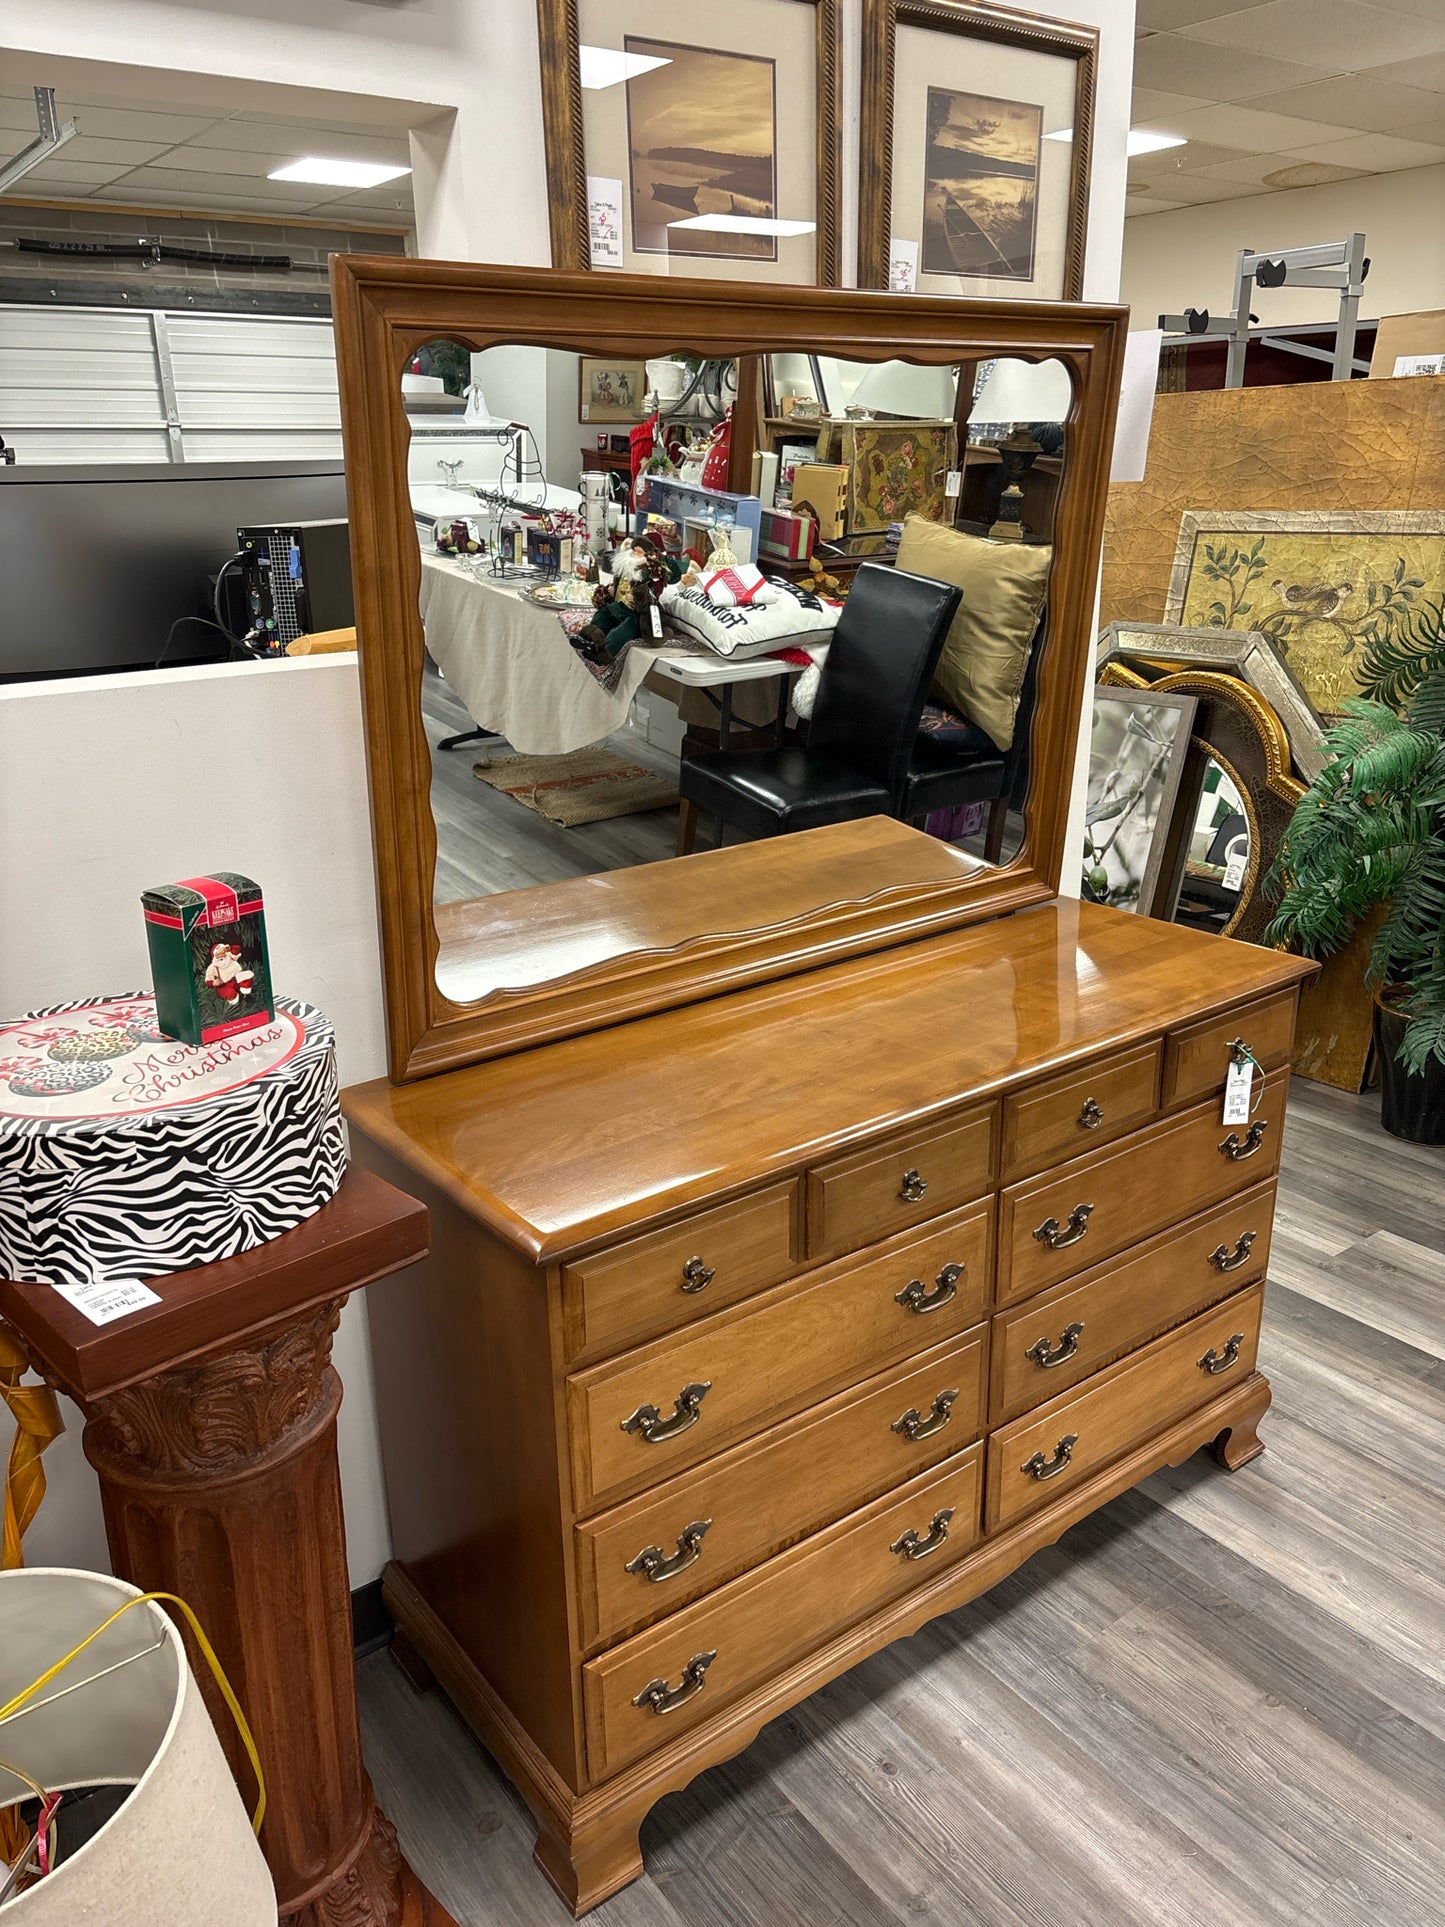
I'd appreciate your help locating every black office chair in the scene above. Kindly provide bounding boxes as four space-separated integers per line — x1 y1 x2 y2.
676 564 962 852
896 607 1045 864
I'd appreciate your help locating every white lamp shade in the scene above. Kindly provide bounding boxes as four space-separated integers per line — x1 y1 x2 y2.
972 357 1073 425
848 359 957 419
0 1569 274 1926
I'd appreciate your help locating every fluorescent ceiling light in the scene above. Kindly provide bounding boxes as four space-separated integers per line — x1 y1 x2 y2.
268 157 411 187
579 45 671 88
1045 127 1186 156
668 214 816 237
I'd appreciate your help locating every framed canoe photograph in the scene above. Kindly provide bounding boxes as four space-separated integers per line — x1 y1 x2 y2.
536 0 842 286
859 0 1096 300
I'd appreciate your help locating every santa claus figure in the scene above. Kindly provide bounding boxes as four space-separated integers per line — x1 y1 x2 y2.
204 942 255 1002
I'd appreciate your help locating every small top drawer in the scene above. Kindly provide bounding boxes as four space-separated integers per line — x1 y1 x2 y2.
562 1181 802 1362
807 1105 996 1261
1163 990 1297 1110
1000 1041 1160 1181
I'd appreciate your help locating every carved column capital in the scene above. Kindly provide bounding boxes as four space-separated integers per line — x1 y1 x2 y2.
85 1298 345 1474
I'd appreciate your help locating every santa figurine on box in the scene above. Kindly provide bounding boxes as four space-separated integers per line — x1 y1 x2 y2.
204 943 255 1003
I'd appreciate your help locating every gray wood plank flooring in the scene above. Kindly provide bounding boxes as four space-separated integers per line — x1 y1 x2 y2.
358 1076 1445 1927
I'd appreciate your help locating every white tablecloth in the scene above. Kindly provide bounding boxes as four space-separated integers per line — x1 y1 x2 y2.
419 553 660 756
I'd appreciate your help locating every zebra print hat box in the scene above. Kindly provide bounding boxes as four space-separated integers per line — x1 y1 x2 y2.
0 993 347 1288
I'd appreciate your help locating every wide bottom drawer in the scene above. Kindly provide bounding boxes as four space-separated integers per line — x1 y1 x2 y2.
583 1443 983 1780
578 1326 986 1651
986 1283 1264 1532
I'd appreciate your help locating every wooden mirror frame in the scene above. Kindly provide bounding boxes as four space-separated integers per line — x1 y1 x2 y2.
330 257 1126 1081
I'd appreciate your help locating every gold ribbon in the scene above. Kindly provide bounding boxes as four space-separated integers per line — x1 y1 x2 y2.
0 1321 65 1570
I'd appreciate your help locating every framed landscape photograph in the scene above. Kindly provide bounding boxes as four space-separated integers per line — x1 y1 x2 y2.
1163 510 1445 722
536 0 841 286
578 358 648 423
859 0 1096 300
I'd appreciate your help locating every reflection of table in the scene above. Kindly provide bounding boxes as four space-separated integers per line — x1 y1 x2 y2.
419 554 656 757
0 1172 454 1927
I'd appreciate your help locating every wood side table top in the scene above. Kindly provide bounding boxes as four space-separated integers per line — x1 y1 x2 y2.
0 1166 429 1399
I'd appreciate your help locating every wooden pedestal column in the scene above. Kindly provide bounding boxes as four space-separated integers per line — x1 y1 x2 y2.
0 1168 457 1927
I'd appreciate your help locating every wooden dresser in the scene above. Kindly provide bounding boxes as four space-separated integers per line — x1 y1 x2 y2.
345 898 1315 1915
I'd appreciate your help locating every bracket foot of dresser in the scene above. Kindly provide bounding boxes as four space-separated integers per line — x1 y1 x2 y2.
1210 1373 1272 1471
391 1627 440 1697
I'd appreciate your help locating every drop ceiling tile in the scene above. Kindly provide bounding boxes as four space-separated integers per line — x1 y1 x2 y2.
1126 194 1188 213
1159 140 1258 170
1241 74 1445 131
1392 113 1445 144
310 189 415 215
185 119 410 165
63 105 221 144
1132 87 1212 118
99 166 324 202
1146 102 1360 149
1132 33 1333 99
1191 151 1369 182
1133 171 1274 201
8 157 134 186
1369 51 1445 91
1368 0 1445 17
144 146 299 179
1260 158 1374 185
230 108 413 135
1181 0 1445 68
53 135 177 167
1285 129 1445 166
1137 0 1273 25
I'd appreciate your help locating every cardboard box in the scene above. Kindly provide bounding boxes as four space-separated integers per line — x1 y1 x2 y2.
1369 310 1445 376
141 873 274 1047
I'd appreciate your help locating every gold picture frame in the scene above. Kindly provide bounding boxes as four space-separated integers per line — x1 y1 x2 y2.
859 0 1096 299
536 0 842 287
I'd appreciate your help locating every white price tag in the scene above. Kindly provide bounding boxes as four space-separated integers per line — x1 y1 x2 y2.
50 1276 162 1327
888 237 919 293
1222 851 1247 892
587 175 624 269
945 469 963 498
1222 1059 1253 1126
649 602 663 639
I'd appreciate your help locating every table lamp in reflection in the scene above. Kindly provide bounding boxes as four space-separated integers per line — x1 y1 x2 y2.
846 360 957 421
969 358 1072 539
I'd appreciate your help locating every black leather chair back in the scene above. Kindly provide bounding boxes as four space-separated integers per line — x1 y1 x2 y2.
807 564 962 800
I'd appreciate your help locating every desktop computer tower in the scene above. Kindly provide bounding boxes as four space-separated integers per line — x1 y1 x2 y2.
235 519 353 650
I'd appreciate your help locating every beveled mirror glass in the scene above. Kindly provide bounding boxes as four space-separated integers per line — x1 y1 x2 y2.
332 261 1125 1080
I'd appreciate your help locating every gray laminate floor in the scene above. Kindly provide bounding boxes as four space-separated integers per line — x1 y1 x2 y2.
357 1077 1445 1927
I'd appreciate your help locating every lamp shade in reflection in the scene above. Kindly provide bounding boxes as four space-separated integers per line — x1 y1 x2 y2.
972 358 1072 425
0 1568 274 1925
848 359 956 419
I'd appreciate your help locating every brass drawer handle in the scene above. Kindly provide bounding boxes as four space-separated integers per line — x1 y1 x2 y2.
680 1256 715 1294
891 1387 959 1442
1078 1097 1104 1130
891 1506 955 1561
1033 1203 1094 1251
1023 1433 1079 1481
894 1262 963 1315
1209 1230 1257 1273
1219 1121 1267 1161
1025 1321 1085 1369
899 1166 928 1203
620 1380 711 1444
632 1649 716 1715
1199 1333 1245 1376
625 1519 712 1584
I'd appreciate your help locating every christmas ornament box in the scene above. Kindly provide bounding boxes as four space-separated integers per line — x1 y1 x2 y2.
142 872 274 1047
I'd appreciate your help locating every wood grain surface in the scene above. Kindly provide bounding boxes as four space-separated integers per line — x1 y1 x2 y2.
343 899 1314 1263
358 1075 1445 1926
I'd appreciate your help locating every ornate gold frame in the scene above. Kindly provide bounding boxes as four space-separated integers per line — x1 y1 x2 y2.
535 0 842 286
331 257 1126 1081
858 0 1096 296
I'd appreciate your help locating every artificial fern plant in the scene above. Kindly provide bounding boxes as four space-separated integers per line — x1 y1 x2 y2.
1266 597 1445 1073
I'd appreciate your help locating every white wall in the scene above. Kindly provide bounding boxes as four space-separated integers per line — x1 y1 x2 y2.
1121 164 1445 334
0 0 1137 1583
0 657 391 1587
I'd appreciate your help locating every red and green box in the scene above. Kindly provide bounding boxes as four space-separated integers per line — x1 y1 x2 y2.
141 872 274 1047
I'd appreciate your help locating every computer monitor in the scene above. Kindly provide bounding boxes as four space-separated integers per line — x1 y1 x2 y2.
0 459 349 680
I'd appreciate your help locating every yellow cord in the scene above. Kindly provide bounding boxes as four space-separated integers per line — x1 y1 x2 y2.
0 1593 266 1835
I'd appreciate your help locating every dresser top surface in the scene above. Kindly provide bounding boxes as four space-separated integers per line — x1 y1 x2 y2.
343 899 1314 1262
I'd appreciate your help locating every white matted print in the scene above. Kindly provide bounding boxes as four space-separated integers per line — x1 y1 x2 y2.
891 23 1078 300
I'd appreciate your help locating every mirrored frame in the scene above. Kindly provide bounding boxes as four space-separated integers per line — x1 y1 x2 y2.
330 257 1126 1081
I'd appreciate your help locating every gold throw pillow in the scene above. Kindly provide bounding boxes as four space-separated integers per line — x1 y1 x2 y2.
894 516 1052 750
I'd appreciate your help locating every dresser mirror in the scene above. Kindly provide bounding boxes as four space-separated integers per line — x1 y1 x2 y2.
331 260 1125 1080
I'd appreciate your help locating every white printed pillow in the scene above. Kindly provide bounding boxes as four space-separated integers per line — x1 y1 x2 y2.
660 578 841 658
